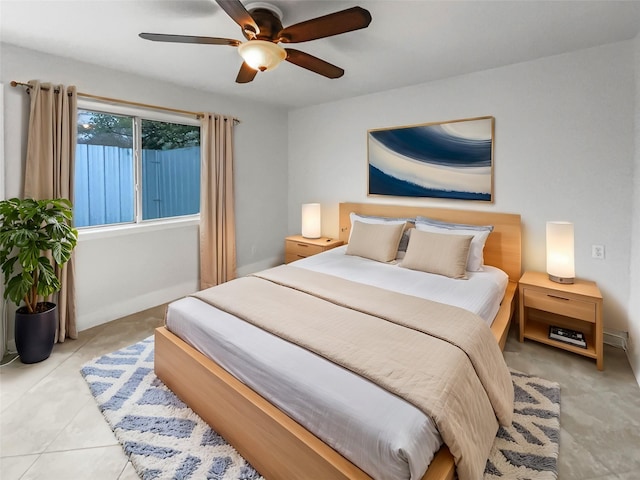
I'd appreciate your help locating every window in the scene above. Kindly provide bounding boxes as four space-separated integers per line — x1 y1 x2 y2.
74 106 200 228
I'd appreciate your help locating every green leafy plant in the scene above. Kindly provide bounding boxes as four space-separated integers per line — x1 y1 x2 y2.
0 198 78 313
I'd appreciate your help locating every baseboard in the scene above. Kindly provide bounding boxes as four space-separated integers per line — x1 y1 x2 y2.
603 329 629 350
236 256 283 278
77 281 198 332
72 257 282 333
6 339 16 355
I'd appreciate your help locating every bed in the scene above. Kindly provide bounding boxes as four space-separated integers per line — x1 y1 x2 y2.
155 202 522 480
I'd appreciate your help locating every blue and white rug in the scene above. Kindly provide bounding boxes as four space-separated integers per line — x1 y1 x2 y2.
81 337 560 480
81 337 262 480
484 370 560 480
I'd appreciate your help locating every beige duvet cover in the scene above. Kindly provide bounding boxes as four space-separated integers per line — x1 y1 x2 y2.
193 265 514 480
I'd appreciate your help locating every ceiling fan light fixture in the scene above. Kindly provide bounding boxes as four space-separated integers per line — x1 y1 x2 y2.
238 40 286 72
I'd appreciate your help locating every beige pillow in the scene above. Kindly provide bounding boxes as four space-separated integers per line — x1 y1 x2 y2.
346 221 405 262
401 229 473 279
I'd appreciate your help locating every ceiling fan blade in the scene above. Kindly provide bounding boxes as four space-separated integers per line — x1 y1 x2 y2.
285 49 344 79
236 62 258 83
278 6 371 43
139 33 240 46
215 0 260 38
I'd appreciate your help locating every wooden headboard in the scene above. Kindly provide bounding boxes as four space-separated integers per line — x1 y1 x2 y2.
338 202 522 283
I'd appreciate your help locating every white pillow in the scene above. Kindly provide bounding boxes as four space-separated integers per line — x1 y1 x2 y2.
345 221 405 263
401 229 472 279
415 216 492 272
349 213 408 237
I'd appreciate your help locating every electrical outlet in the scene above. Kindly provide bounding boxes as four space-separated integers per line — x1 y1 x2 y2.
592 245 605 259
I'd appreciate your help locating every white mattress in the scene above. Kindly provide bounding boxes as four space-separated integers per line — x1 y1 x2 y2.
165 248 508 480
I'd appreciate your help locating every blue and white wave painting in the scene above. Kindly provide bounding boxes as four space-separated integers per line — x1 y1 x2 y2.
368 117 493 201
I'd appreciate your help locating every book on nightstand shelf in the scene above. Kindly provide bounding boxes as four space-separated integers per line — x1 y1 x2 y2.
549 326 587 348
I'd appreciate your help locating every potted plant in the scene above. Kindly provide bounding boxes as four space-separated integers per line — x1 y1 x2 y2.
0 198 78 363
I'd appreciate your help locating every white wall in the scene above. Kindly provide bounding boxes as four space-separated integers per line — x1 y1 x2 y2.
629 34 640 384
74 222 200 331
0 83 5 358
288 41 635 336
1 43 289 333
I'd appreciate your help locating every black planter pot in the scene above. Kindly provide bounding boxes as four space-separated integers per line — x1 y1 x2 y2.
15 302 57 364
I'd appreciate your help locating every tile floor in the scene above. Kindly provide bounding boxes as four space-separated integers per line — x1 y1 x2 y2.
0 305 165 480
1 305 639 480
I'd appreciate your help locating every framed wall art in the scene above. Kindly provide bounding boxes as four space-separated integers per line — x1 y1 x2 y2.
367 116 494 201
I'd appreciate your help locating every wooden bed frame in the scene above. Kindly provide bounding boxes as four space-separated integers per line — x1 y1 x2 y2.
155 203 522 480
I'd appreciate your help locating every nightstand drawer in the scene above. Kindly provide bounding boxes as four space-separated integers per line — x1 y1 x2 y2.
523 288 596 323
286 241 326 258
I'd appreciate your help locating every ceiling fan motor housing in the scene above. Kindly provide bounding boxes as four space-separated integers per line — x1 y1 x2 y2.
243 3 284 41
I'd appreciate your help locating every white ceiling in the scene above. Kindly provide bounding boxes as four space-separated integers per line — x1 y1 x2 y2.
2 0 640 109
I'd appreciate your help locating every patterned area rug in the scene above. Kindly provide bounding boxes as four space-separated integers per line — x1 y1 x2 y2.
484 370 560 479
81 337 560 480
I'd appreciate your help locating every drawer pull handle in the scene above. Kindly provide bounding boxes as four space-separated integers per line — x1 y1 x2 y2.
296 243 309 248
547 294 569 301
297 254 306 258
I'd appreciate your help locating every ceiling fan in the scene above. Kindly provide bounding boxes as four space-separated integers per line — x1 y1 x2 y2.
139 0 372 83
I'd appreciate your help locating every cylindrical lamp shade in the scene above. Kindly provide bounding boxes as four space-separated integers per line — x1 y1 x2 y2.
301 203 321 239
546 221 575 284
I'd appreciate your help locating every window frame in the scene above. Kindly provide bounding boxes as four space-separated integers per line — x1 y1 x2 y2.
75 99 201 236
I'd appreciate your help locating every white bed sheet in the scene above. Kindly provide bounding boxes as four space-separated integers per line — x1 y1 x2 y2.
165 249 509 480
294 245 508 325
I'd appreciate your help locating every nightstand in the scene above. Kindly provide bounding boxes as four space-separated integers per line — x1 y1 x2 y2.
285 235 343 264
518 271 603 370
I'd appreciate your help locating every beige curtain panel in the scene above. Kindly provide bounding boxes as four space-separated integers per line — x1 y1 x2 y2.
23 80 78 342
200 113 237 290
